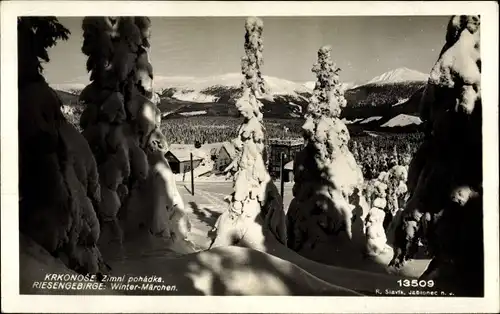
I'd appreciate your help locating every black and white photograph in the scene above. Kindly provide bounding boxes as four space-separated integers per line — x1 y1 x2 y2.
1 1 499 313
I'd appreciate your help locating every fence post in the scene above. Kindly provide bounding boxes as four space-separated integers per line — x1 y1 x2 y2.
280 152 285 197
190 152 194 196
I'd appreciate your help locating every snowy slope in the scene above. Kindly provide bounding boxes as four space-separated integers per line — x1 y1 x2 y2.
155 73 311 103
381 114 423 127
360 116 383 124
367 67 428 85
341 118 363 124
392 97 410 106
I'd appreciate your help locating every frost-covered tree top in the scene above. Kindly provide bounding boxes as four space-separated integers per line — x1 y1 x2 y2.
426 15 480 116
307 46 347 120
300 46 359 191
241 16 268 97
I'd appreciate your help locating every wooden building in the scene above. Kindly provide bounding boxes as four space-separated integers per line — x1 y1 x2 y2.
165 149 204 174
215 141 238 172
267 138 304 178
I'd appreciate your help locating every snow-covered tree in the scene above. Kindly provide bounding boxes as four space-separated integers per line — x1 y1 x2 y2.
365 165 409 246
210 17 287 249
286 46 378 255
79 17 194 253
390 15 483 296
18 17 108 274
351 141 360 161
390 145 399 167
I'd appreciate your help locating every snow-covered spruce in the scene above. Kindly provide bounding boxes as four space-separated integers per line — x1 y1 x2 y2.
364 165 409 249
286 46 375 254
390 15 483 296
79 17 193 253
210 17 287 249
18 17 108 275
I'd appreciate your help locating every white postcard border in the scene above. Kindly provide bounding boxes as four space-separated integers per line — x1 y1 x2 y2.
1 1 498 313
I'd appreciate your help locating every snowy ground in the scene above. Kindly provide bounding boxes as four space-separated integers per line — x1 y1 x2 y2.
21 180 431 296
381 114 423 127
178 181 294 248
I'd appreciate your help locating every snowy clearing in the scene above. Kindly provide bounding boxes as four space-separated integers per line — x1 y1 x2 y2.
381 114 423 127
360 116 383 124
365 131 380 137
178 110 208 116
392 97 410 106
341 117 363 124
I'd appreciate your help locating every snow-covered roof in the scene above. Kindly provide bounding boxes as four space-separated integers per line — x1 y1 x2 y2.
284 161 294 170
167 147 205 162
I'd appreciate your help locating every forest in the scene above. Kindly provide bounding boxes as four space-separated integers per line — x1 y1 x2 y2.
61 105 424 180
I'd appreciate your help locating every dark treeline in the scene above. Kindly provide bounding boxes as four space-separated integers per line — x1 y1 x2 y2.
62 109 423 180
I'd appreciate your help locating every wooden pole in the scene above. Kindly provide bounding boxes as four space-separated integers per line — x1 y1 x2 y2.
280 152 285 197
190 152 194 196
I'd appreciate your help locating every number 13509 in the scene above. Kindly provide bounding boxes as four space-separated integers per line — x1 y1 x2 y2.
397 279 435 288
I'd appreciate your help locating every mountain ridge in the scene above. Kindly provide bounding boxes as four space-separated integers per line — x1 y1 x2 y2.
366 67 429 85
52 69 427 130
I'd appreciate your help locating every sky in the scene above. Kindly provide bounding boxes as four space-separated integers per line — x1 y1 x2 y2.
43 16 450 85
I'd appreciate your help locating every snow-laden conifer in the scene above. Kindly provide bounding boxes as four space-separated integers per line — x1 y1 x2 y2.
79 17 194 254
287 46 372 254
211 17 287 249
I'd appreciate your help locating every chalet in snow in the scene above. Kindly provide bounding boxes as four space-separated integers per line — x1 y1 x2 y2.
215 142 238 172
165 139 302 180
165 148 204 174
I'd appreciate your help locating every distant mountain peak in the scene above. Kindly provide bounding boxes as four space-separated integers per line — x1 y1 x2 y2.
367 67 429 85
